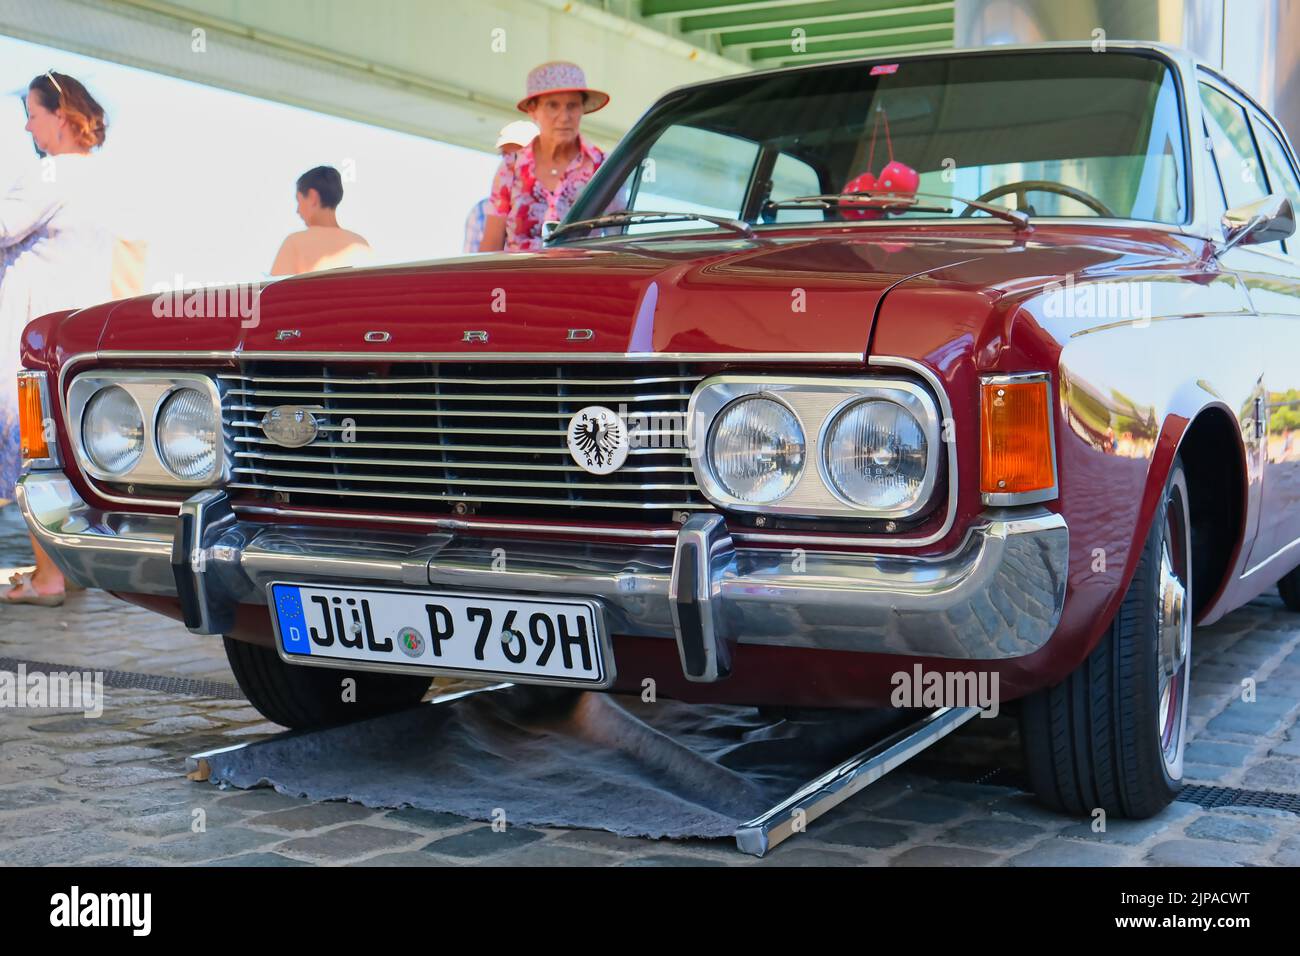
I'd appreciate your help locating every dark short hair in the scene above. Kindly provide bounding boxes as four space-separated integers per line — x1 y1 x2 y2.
296 166 344 208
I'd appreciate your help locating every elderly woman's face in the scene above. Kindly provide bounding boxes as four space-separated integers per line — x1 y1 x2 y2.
528 92 585 142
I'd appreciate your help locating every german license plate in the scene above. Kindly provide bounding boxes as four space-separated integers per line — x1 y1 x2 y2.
269 583 609 686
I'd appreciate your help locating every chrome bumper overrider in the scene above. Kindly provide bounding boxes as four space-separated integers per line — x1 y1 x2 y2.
17 471 1069 675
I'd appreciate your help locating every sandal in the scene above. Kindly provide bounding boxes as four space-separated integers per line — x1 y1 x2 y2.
9 566 80 593
0 570 66 607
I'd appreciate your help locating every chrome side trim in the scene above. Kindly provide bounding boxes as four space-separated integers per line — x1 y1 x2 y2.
1241 534 1300 579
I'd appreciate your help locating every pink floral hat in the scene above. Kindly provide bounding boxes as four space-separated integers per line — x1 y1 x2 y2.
516 61 610 114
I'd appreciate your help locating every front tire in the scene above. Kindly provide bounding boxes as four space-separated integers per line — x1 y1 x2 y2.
1279 566 1300 611
224 637 433 730
1020 459 1191 818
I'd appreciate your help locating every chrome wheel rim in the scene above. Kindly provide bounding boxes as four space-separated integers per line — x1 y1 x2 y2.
1156 491 1191 779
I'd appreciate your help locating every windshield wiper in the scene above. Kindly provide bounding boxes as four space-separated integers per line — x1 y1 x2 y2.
547 210 754 243
768 190 1031 230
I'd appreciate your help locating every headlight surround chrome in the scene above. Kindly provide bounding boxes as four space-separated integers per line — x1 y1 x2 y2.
81 385 145 476
155 387 219 480
688 376 943 518
707 396 805 504
66 372 226 487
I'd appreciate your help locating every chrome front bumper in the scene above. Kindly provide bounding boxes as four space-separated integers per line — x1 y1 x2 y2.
17 471 1069 675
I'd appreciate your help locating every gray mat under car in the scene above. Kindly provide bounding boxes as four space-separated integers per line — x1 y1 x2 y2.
200 686 918 839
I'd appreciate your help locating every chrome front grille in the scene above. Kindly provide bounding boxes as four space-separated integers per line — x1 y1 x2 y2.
221 361 712 523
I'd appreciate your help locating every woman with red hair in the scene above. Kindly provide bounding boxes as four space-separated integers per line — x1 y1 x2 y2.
1 71 116 606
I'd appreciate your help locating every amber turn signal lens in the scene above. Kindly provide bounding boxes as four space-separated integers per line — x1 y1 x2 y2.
17 372 50 461
981 378 1055 496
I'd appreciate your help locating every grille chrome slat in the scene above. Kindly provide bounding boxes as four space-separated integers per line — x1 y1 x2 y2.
231 405 590 419
226 389 693 403
226 482 711 510
230 421 571 436
233 453 694 473
217 374 701 387
231 437 684 456
224 360 710 523
231 466 700 492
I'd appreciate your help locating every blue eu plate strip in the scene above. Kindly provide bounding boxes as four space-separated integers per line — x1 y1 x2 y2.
274 585 310 656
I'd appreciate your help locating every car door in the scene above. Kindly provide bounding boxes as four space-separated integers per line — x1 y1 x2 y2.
1199 77 1300 570
1243 104 1300 568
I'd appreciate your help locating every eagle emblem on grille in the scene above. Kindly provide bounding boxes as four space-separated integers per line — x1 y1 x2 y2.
261 405 320 448
566 405 629 475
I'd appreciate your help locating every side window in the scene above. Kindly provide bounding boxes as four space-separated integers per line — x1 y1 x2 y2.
1250 115 1300 258
1202 120 1229 221
1200 83 1279 252
768 152 823 223
621 125 759 234
1200 84 1267 207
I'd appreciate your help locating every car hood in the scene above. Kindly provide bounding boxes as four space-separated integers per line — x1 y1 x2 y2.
93 234 992 358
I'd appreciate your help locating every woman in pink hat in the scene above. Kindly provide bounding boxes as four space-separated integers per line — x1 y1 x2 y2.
479 61 609 253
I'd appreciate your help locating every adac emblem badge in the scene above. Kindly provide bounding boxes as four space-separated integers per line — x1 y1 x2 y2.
260 405 319 448
566 405 629 475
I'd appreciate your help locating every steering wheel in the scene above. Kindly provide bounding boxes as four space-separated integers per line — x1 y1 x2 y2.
959 180 1116 218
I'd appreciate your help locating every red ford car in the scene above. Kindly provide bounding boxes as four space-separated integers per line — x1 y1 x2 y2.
15 42 1300 819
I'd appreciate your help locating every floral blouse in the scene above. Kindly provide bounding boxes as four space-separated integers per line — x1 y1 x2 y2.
490 135 605 252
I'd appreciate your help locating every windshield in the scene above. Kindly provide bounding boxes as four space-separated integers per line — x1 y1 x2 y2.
563 50 1188 238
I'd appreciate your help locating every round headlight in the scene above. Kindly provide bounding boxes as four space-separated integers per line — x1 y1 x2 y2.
156 387 219 480
823 399 929 510
708 397 805 503
82 386 144 475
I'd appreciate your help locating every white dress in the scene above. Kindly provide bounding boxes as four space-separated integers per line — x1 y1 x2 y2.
0 153 115 500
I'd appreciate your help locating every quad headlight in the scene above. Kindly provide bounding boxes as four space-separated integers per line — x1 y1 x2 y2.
708 397 805 503
82 385 145 476
822 399 929 510
689 376 942 519
67 373 225 488
156 387 219 480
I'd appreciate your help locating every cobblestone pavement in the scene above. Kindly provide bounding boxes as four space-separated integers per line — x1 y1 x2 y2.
1 501 1299 866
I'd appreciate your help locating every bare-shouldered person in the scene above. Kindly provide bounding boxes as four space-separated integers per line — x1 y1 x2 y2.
270 165 372 275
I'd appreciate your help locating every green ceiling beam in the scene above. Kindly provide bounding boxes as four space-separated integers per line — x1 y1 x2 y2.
718 8 952 48
642 0 810 17
748 25 952 60
677 0 946 33
767 37 952 67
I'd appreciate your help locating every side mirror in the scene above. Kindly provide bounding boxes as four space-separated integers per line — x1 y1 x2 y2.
1218 193 1295 255
542 220 560 240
